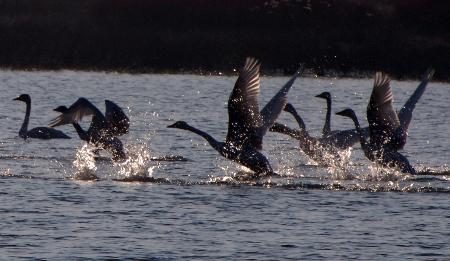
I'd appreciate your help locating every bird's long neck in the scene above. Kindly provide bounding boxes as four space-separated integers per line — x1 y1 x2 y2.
348 114 368 150
72 123 89 141
322 97 332 135
286 108 307 134
182 124 221 151
19 101 31 137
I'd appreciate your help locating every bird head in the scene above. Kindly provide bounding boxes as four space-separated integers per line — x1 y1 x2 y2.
283 103 296 113
13 94 31 103
335 108 356 119
315 91 331 100
167 121 189 129
53 106 69 113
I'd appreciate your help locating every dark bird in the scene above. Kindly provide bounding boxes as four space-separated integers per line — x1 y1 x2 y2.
270 103 342 166
336 69 434 174
50 98 130 161
168 57 301 176
367 70 434 151
13 94 71 140
336 108 416 174
315 91 369 149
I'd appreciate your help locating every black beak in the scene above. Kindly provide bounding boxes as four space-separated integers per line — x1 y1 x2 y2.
335 111 346 116
315 94 325 99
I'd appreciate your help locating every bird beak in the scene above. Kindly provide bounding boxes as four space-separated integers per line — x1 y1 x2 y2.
167 123 176 128
13 97 20 101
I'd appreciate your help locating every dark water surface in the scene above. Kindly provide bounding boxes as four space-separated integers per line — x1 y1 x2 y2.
0 70 449 259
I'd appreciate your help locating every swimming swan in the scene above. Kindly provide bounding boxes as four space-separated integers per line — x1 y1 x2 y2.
13 94 70 140
315 91 369 149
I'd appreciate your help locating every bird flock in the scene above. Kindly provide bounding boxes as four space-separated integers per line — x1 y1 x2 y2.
12 57 434 177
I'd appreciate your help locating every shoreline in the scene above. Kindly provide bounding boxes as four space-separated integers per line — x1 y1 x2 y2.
0 66 443 82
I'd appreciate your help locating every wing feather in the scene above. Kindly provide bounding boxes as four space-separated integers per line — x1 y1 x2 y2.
367 72 400 147
226 57 262 147
49 98 104 128
105 100 130 136
258 69 301 137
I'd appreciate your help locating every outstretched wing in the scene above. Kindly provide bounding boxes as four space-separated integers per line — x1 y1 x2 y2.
105 100 130 136
367 72 400 147
258 68 301 138
49 97 105 128
398 68 434 132
226 57 262 148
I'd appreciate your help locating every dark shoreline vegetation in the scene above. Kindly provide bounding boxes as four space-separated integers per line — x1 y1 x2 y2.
0 0 449 80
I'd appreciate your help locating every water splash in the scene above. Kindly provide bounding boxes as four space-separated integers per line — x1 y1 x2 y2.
326 148 354 180
1 168 12 176
72 144 98 180
113 142 156 180
356 164 406 182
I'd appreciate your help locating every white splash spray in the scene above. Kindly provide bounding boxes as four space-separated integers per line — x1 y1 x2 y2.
327 147 354 180
113 142 156 179
72 144 98 180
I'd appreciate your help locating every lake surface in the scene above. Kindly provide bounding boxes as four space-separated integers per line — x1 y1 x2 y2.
0 70 449 260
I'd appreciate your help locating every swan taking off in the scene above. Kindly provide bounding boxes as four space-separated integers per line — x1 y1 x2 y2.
13 94 70 140
336 69 434 174
50 98 129 161
168 57 301 176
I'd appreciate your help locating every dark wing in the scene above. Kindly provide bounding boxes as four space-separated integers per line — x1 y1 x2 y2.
367 72 400 148
226 57 262 148
49 98 106 129
398 68 434 132
320 127 370 149
105 100 130 136
258 68 301 137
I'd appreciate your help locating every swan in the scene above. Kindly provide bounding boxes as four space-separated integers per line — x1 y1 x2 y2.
13 94 70 140
335 69 434 174
367 69 434 151
50 98 129 161
336 108 416 174
168 57 301 176
315 91 369 149
270 103 342 166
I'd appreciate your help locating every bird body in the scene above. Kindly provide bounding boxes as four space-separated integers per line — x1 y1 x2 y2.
168 121 274 174
14 94 70 140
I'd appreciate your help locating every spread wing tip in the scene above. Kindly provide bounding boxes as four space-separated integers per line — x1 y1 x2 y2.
48 116 63 128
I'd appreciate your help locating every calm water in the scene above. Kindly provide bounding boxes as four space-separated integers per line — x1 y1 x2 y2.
0 70 449 260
